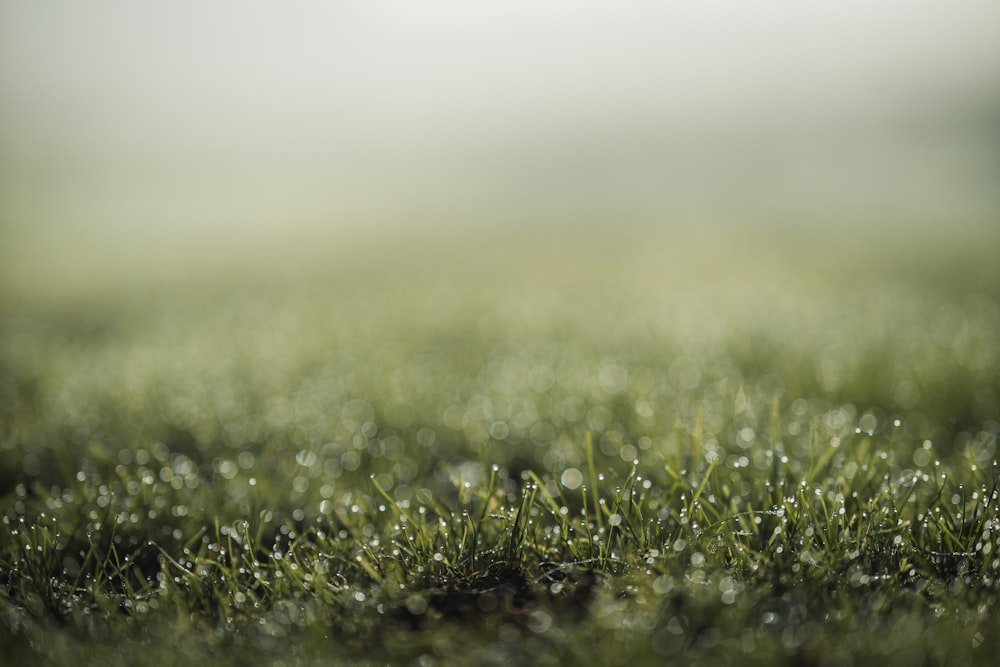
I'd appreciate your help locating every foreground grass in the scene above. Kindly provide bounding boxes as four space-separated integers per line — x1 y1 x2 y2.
1 231 999 665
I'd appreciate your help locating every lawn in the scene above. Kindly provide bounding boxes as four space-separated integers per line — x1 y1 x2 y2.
1 228 998 665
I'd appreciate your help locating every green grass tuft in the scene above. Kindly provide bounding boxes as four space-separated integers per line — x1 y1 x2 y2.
1 234 998 665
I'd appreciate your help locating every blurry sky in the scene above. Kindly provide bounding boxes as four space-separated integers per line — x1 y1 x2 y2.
1 0 999 259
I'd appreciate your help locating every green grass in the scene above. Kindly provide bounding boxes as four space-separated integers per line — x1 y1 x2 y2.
1 231 999 665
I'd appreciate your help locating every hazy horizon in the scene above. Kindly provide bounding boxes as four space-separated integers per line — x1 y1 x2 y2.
2 0 999 274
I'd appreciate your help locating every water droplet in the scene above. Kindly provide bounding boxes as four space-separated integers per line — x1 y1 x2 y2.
560 468 583 490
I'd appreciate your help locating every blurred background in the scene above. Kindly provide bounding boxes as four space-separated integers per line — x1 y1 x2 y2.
1 0 999 291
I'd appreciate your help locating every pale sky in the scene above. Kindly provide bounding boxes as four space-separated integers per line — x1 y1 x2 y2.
2 0 999 246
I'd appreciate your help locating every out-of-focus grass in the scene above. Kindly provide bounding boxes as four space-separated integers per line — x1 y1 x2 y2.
1 227 998 665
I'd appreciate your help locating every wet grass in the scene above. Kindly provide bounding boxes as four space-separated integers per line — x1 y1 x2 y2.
1 230 999 665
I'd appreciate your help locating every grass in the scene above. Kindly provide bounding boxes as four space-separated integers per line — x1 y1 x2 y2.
1 230 999 665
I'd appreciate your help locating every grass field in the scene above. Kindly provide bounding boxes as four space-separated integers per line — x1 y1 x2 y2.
1 228 999 665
